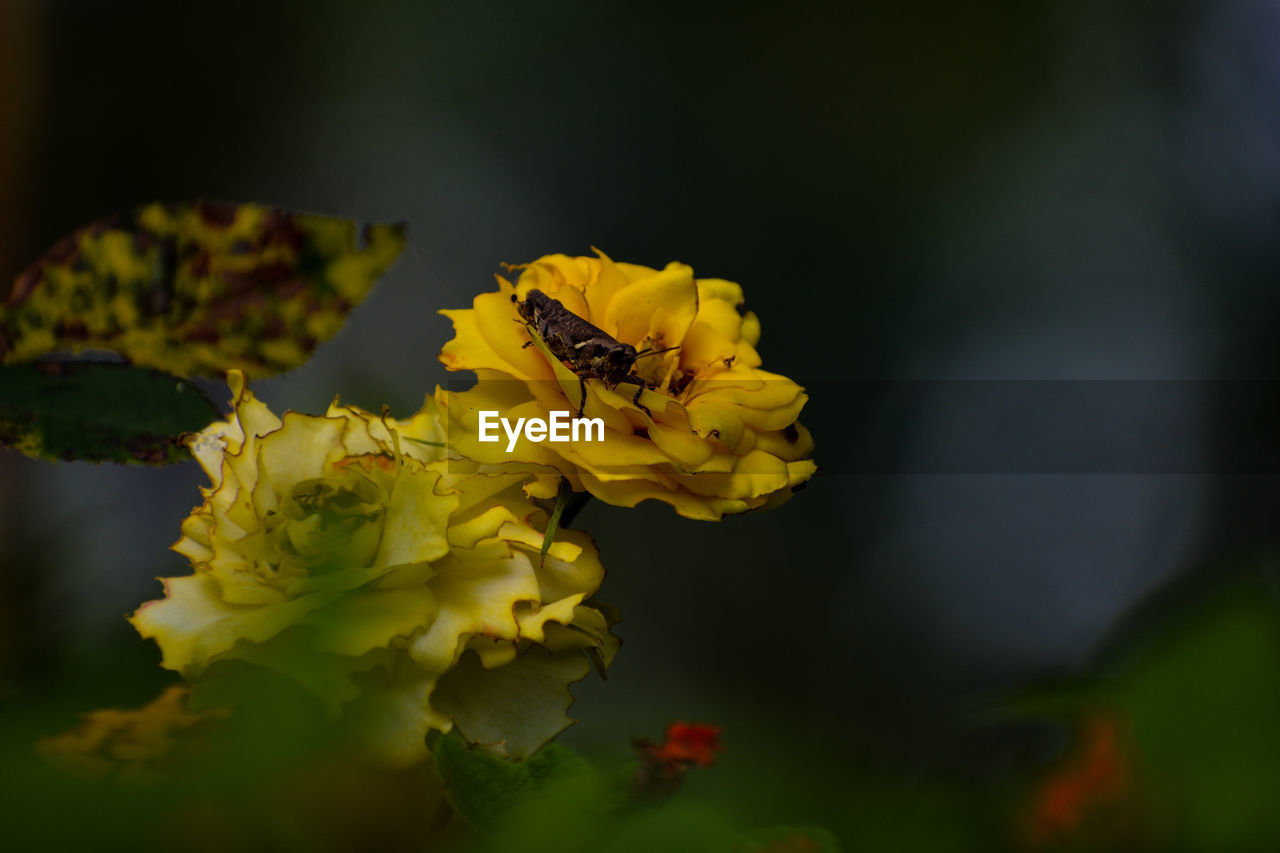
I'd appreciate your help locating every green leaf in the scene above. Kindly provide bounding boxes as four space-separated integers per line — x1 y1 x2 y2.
602 804 740 853
1003 573 1280 850
431 730 603 832
2 201 405 378
0 361 218 464
434 732 845 853
740 825 841 853
1105 576 1280 849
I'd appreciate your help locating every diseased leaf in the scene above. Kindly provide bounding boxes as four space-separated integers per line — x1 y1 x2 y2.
0 361 218 464
1 201 405 378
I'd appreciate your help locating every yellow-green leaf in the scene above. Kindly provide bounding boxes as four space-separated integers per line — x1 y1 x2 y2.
1 202 405 378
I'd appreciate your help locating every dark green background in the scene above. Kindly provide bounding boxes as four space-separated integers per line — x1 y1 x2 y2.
4 0 1280 846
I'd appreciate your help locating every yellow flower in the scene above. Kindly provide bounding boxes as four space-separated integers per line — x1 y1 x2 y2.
437 251 816 520
36 686 226 779
130 371 616 765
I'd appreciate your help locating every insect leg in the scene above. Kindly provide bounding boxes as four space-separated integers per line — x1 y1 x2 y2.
613 376 652 417
631 382 651 417
578 375 588 418
513 318 535 348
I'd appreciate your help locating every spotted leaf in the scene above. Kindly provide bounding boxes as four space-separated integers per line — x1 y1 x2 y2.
2 201 405 378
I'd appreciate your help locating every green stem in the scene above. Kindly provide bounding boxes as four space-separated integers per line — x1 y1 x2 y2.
539 479 591 567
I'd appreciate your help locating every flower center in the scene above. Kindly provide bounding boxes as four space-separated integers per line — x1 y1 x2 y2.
267 470 387 574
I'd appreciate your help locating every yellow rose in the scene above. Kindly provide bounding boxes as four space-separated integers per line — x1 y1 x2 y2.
36 686 226 779
437 250 816 520
39 688 459 850
130 371 616 764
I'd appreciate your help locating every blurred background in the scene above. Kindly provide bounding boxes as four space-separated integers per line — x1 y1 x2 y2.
3 0 1280 847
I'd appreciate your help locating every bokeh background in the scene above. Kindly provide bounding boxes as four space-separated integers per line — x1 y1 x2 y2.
4 0 1280 847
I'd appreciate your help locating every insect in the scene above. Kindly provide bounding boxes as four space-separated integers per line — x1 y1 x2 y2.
514 288 676 417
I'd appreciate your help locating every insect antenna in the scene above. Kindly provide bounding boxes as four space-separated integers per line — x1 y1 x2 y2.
633 345 681 359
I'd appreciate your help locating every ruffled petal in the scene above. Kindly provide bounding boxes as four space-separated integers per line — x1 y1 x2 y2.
435 253 814 519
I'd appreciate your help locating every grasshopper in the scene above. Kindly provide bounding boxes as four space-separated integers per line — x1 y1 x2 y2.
514 288 676 418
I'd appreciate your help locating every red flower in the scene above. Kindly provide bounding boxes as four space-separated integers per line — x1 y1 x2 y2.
1022 712 1147 849
632 721 724 796
651 722 723 768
